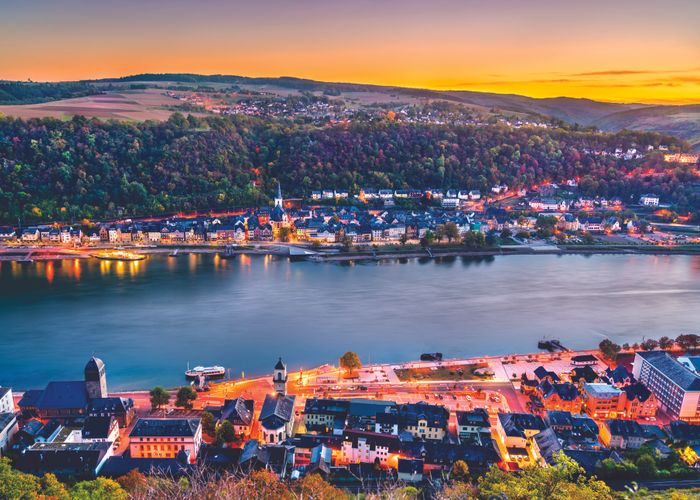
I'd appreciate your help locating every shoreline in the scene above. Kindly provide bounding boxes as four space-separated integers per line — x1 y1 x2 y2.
3 243 700 263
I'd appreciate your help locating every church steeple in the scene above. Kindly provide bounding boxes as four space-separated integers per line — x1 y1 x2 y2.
274 182 283 208
273 357 288 396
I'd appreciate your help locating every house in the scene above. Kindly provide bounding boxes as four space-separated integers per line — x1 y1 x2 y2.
303 398 349 433
605 365 633 386
239 440 295 479
340 429 401 466
35 419 62 443
622 383 658 419
537 381 582 413
633 351 700 423
456 408 490 445
397 402 449 441
208 397 255 437
21 227 40 242
546 411 599 448
129 418 202 463
495 413 547 466
86 397 134 427
19 442 113 479
665 421 700 447
259 394 296 444
639 194 660 207
533 366 560 383
532 428 562 465
400 440 499 476
599 419 647 449
570 365 599 384
0 227 16 240
0 412 18 457
563 449 623 475
346 399 397 431
81 416 119 443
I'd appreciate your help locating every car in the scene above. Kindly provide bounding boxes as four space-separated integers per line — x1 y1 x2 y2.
358 385 368 391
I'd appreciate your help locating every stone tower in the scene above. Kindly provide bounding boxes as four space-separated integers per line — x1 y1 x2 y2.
273 357 288 396
84 357 107 400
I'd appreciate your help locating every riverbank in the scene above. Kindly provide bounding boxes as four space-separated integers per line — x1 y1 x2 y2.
3 242 700 263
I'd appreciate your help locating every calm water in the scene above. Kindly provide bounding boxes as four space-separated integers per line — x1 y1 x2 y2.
2 253 700 390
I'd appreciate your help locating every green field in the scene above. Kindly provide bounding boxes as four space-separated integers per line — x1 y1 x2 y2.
395 363 493 382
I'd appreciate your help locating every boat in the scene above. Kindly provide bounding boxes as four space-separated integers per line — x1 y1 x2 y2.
185 364 226 379
169 249 179 258
92 250 146 261
420 352 443 362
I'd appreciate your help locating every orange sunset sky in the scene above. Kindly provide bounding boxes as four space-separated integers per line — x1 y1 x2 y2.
1 0 699 104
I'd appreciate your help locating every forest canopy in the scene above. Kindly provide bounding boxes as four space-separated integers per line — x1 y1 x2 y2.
0 113 694 224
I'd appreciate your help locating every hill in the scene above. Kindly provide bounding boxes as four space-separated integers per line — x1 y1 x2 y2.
594 104 700 150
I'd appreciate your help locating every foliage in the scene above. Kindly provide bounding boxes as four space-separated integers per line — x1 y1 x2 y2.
295 473 347 499
70 478 128 500
175 386 197 409
450 459 470 482
477 452 613 500
340 351 362 374
149 386 170 410
0 114 691 225
599 339 622 361
0 81 96 105
201 411 217 436
215 420 237 445
462 231 486 248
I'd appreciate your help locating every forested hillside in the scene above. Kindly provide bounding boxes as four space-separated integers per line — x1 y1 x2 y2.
0 113 694 223
0 81 96 105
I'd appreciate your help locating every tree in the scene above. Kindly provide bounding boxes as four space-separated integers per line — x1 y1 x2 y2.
676 334 700 351
599 339 621 361
636 454 658 478
450 460 470 482
230 469 292 499
201 411 217 437
70 478 127 500
40 474 70 500
0 458 39 499
175 386 197 410
641 339 659 351
439 481 474 500
295 473 345 500
399 233 408 246
149 386 170 411
216 420 237 445
434 224 445 243
477 452 612 500
444 222 460 243
462 231 486 249
658 336 673 350
340 235 353 252
340 351 362 376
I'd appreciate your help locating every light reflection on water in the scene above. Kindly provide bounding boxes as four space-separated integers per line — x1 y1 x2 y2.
1 253 700 390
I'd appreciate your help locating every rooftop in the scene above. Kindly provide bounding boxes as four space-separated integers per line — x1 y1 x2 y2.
130 418 200 438
636 351 700 391
583 383 622 399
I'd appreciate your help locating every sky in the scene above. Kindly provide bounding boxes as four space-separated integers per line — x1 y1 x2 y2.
1 0 699 104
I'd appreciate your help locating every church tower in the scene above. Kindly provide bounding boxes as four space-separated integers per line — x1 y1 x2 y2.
84 357 107 399
274 181 283 208
273 357 288 396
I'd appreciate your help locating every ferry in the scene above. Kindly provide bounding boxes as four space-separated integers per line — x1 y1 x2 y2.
185 365 226 379
92 250 147 261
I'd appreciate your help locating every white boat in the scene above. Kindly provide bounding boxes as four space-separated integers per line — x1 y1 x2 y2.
185 364 225 379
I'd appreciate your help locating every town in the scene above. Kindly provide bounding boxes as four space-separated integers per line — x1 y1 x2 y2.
2 171 700 263
2 336 700 497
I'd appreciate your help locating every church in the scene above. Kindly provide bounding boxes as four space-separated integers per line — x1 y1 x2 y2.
259 357 296 444
269 182 289 230
19 357 109 422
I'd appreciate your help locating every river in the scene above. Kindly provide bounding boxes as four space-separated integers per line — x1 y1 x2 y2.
1 253 700 390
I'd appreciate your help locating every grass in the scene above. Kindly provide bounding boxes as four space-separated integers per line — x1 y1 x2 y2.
394 363 493 382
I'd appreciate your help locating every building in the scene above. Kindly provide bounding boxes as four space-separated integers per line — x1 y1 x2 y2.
639 194 660 206
303 398 350 433
0 412 18 457
397 403 449 441
622 383 658 419
340 429 401 466
0 387 14 414
210 397 255 437
599 419 647 449
456 408 491 445
397 458 424 483
537 381 582 413
495 413 547 466
583 383 624 419
632 351 700 423
18 357 108 421
86 397 134 427
259 393 296 444
129 418 202 463
81 416 119 443
19 442 113 479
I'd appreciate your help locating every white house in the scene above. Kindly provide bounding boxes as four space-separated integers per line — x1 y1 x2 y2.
0 387 13 414
639 194 660 207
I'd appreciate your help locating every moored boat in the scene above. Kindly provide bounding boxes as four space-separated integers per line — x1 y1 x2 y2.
185 365 225 379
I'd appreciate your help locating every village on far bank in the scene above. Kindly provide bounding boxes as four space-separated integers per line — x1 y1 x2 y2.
1 153 700 261
2 335 700 493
